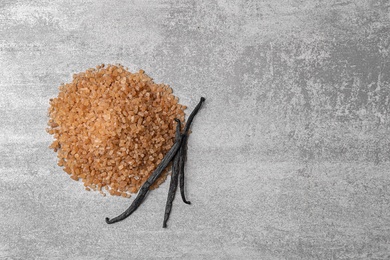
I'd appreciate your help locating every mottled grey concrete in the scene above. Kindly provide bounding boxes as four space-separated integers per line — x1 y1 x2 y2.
1 0 390 259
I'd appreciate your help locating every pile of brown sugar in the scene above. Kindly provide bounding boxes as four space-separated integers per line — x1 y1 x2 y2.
47 64 186 197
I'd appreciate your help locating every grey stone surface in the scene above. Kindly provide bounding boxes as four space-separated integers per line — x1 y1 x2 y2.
1 0 390 259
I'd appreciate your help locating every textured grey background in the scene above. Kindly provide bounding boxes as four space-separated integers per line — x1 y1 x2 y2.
1 0 390 259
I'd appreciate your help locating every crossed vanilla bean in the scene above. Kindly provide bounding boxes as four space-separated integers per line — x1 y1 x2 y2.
106 97 205 227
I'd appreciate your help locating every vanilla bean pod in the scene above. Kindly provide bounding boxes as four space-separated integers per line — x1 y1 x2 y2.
163 97 205 227
162 119 181 228
105 97 205 226
178 135 191 204
179 97 205 204
105 121 183 224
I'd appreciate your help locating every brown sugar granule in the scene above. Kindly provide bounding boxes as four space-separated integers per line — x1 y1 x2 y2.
47 64 186 197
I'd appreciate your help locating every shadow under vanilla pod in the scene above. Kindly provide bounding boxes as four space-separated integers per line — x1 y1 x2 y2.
106 97 206 228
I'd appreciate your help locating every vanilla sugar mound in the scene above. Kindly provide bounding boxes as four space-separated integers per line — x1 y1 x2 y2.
47 64 186 197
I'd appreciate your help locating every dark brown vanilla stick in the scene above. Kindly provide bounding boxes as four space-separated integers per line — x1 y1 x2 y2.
105 120 183 224
178 134 191 204
183 97 206 134
105 97 205 226
178 97 205 204
162 119 181 228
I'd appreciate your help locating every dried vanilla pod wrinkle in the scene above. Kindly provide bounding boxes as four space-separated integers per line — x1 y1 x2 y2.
47 64 186 197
